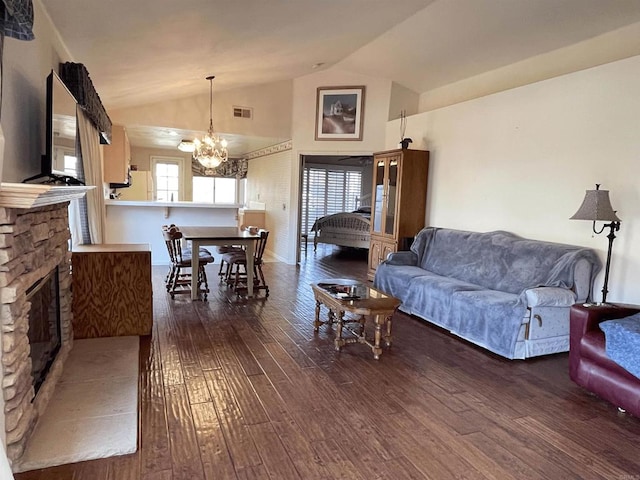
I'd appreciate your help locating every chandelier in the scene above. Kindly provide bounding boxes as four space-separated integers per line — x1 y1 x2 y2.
193 75 228 170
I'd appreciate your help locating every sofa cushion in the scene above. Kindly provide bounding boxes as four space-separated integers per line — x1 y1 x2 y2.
524 287 577 307
600 314 640 379
448 289 523 357
376 263 521 351
374 264 431 300
402 272 485 331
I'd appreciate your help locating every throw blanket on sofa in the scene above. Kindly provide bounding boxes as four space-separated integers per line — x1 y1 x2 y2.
375 227 601 358
411 228 600 295
600 313 640 379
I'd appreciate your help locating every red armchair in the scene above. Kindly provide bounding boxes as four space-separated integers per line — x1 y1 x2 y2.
569 303 640 417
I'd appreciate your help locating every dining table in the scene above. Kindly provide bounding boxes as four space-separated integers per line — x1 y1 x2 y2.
179 226 261 300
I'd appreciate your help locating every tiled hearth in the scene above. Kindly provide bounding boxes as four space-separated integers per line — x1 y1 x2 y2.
0 184 91 463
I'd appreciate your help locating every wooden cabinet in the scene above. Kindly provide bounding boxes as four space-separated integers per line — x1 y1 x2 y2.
72 244 152 338
369 238 396 278
368 148 429 280
103 125 131 184
238 209 266 229
118 170 153 200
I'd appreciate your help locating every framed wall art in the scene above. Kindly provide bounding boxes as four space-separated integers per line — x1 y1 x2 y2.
315 86 365 141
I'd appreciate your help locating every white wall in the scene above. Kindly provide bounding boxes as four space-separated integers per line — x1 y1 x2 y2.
109 80 293 141
387 55 640 304
389 82 419 120
245 150 293 262
291 67 391 155
1 0 72 183
361 164 373 199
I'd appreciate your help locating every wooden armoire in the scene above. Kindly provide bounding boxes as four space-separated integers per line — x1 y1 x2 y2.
367 148 430 280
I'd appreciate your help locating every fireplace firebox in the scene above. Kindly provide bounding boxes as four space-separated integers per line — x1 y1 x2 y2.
26 267 62 395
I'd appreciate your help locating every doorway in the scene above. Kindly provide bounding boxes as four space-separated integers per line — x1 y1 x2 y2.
298 154 373 262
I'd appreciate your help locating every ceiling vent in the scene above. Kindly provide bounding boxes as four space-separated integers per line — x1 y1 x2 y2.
233 106 252 119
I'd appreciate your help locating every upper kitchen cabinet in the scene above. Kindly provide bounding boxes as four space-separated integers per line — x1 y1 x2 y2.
103 125 131 184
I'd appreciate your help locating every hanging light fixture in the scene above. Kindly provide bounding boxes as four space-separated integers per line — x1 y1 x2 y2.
177 139 195 152
193 75 228 170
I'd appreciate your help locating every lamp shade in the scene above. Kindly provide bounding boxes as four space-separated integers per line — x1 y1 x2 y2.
570 185 620 222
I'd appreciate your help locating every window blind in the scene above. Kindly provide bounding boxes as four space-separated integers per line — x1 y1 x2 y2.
302 166 362 235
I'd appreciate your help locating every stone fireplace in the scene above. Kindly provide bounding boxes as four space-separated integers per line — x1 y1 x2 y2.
0 184 90 463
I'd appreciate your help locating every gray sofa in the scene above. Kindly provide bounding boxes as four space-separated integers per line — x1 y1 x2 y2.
373 227 602 359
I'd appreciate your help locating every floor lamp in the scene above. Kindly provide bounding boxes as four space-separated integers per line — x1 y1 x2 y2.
570 184 621 304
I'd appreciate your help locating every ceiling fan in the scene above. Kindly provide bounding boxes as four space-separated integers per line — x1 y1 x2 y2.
336 155 373 166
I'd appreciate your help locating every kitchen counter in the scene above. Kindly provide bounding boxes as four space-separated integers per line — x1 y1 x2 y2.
104 201 241 264
106 199 242 209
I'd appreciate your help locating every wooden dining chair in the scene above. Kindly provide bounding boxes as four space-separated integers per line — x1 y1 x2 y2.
222 229 269 297
163 224 213 255
162 224 213 282
162 225 214 299
216 245 245 278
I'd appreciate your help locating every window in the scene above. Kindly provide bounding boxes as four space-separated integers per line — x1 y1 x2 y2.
152 157 183 202
193 176 238 204
63 154 79 177
53 146 79 178
301 166 362 235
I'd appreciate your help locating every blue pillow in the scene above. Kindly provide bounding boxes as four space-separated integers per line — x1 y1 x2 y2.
600 312 640 379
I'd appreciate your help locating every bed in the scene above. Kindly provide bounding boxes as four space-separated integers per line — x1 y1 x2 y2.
310 194 372 251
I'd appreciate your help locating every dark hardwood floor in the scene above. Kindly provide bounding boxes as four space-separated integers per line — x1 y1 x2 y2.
15 245 640 479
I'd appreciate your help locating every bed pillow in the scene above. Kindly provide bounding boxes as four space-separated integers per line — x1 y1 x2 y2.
353 206 371 214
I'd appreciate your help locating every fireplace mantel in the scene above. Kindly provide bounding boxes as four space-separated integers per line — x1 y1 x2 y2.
0 183 94 209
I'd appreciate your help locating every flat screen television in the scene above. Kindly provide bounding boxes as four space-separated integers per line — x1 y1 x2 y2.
24 70 84 185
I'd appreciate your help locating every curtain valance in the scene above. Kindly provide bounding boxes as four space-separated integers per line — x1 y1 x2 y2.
191 158 248 179
0 0 34 41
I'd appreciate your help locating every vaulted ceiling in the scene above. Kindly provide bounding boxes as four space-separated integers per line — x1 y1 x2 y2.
43 0 640 150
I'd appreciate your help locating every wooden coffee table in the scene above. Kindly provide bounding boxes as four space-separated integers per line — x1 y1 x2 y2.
311 279 401 360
